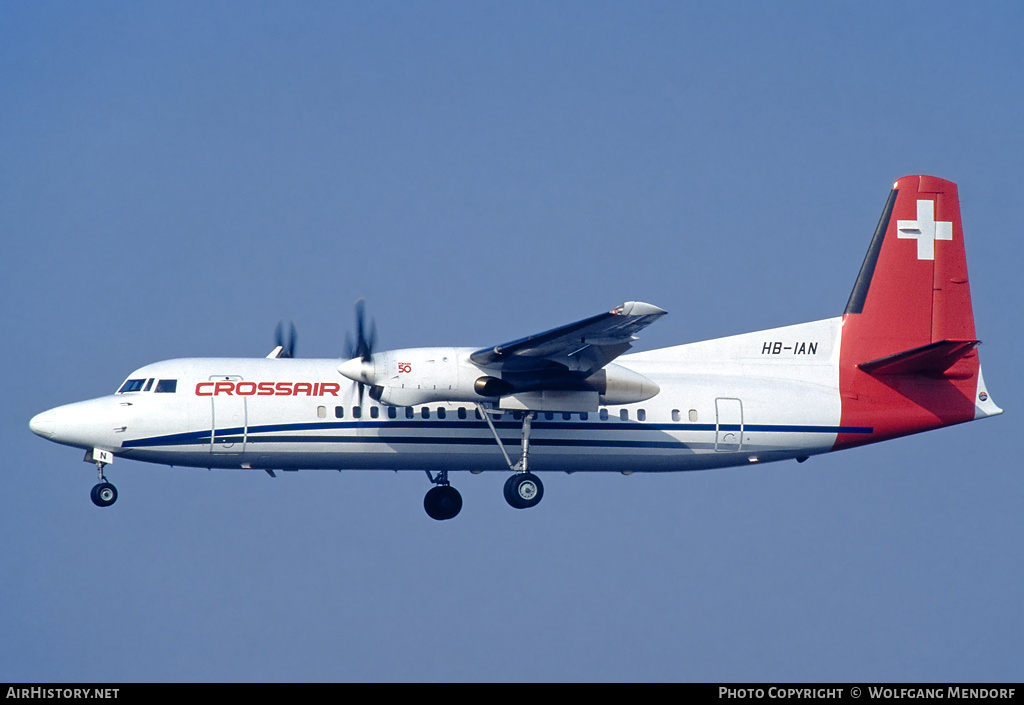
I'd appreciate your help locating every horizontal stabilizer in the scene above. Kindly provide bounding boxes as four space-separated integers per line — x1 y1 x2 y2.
858 339 979 376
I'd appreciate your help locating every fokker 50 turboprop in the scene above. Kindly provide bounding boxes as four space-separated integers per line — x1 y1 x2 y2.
30 176 1002 519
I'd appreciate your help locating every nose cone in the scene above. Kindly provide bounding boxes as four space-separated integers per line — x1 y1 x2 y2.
29 410 57 438
28 397 125 450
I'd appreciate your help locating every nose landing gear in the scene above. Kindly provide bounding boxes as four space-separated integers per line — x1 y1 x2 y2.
87 448 117 508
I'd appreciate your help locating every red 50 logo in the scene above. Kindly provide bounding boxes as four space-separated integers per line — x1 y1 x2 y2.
398 362 412 374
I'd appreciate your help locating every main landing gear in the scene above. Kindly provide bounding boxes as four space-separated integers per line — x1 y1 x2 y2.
479 405 544 510
503 472 543 509
424 470 462 521
420 406 546 520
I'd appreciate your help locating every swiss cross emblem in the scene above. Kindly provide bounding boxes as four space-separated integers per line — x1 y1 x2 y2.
897 199 953 261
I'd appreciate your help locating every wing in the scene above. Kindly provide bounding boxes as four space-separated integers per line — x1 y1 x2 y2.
470 301 667 378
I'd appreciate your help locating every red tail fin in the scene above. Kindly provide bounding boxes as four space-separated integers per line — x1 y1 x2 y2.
835 176 998 449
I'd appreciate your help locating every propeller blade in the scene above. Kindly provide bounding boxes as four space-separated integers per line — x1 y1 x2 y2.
274 320 297 358
347 299 376 362
366 320 377 361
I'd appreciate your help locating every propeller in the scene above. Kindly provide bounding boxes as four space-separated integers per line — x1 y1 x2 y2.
273 320 297 358
340 299 377 404
344 299 376 362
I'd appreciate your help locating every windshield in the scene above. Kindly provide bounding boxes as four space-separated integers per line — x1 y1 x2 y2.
117 379 147 394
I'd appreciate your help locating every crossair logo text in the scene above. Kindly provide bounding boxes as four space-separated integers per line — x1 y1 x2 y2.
195 381 342 397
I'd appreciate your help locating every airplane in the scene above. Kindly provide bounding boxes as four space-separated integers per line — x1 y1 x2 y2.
29 175 1003 520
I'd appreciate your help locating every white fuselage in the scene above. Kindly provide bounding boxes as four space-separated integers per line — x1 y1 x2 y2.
31 317 856 475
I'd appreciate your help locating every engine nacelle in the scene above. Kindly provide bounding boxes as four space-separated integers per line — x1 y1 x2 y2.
340 348 659 408
585 363 660 405
343 347 488 407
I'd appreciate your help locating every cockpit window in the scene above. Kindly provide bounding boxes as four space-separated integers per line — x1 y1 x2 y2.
155 379 177 393
117 379 147 394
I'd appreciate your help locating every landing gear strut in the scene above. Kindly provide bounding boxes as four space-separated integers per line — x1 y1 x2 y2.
423 470 462 521
476 404 545 510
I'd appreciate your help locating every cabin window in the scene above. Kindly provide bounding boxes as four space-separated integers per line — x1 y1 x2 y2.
421 407 430 419
405 407 414 419
155 379 177 393
352 406 362 419
580 412 588 420
370 406 379 419
388 406 397 419
317 406 327 419
637 409 646 422
474 408 482 420
671 409 681 422
335 406 344 418
689 409 698 422
544 412 554 421
437 407 446 419
620 409 629 421
599 408 609 421
457 407 467 420
117 379 147 394
562 412 571 421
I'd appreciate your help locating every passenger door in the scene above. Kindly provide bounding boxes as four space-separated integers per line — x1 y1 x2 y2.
209 375 247 454
715 397 743 452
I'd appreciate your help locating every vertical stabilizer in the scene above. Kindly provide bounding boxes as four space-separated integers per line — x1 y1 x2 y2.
835 176 1000 449
844 175 975 355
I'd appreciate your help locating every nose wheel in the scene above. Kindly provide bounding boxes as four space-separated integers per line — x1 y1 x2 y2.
90 482 118 507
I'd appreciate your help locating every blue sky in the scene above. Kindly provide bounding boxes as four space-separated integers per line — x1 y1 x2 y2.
2 1 1021 682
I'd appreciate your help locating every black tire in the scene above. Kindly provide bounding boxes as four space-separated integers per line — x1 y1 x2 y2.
91 482 117 507
424 485 462 520
503 473 543 509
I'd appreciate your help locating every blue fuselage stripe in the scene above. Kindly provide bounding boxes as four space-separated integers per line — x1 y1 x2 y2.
121 420 874 449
